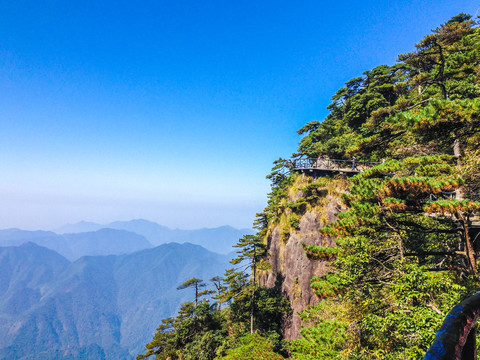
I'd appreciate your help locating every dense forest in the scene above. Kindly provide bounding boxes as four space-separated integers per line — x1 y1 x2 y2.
138 13 480 359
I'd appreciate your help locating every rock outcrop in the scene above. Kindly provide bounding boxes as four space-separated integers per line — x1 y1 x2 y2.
258 176 347 340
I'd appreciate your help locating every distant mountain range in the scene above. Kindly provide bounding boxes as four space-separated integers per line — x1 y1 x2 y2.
55 219 254 254
0 228 153 260
0 220 252 260
0 242 230 360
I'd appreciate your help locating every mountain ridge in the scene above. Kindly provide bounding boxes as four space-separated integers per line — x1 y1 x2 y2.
0 241 230 359
54 219 253 254
0 228 152 261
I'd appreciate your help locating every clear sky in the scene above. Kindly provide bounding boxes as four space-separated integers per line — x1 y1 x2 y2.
0 0 478 230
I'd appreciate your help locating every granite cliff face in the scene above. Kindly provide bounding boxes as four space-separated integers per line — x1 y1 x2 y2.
258 175 347 340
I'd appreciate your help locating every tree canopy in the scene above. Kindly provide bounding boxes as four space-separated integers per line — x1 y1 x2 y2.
291 13 480 359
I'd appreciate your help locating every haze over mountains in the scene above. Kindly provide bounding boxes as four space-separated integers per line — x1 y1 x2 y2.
56 219 253 255
0 228 152 261
0 219 253 260
0 220 251 359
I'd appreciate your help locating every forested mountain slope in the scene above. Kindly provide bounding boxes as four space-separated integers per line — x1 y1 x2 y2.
0 243 230 360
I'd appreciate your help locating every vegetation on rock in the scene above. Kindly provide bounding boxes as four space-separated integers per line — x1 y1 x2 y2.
291 13 480 359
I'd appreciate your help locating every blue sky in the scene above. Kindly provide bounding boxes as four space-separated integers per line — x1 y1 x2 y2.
0 0 478 230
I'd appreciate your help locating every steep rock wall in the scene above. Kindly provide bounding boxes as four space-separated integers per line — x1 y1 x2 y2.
258 176 347 340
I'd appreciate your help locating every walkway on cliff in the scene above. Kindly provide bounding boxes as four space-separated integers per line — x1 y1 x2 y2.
291 157 381 176
290 157 480 228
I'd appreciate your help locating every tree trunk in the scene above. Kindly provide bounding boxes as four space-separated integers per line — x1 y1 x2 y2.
250 289 254 334
460 213 477 275
195 283 198 308
453 131 464 200
250 247 257 334
436 42 448 100
453 132 462 165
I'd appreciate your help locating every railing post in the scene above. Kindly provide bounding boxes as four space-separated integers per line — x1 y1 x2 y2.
424 292 480 359
462 326 476 360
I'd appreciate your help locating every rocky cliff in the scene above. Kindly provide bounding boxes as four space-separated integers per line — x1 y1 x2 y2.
258 174 348 340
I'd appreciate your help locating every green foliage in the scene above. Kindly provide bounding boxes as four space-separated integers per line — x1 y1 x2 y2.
286 199 308 215
280 225 290 244
298 14 480 161
310 273 344 299
177 278 215 306
389 98 480 156
137 301 226 360
398 14 478 101
138 279 290 360
302 243 339 261
461 148 480 196
210 276 227 309
297 63 408 159
263 168 294 225
300 181 328 203
288 214 301 230
224 233 268 317
289 12 480 360
289 301 354 359
230 235 267 266
310 156 480 357
219 334 285 360
253 287 292 335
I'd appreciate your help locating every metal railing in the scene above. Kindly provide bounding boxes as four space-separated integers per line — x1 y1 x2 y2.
292 158 382 172
424 291 480 359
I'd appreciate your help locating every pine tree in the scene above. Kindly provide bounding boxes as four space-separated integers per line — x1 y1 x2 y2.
306 156 480 357
177 278 214 307
225 234 266 334
398 14 478 101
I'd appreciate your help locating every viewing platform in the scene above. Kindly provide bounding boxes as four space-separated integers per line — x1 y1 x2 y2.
291 157 381 177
